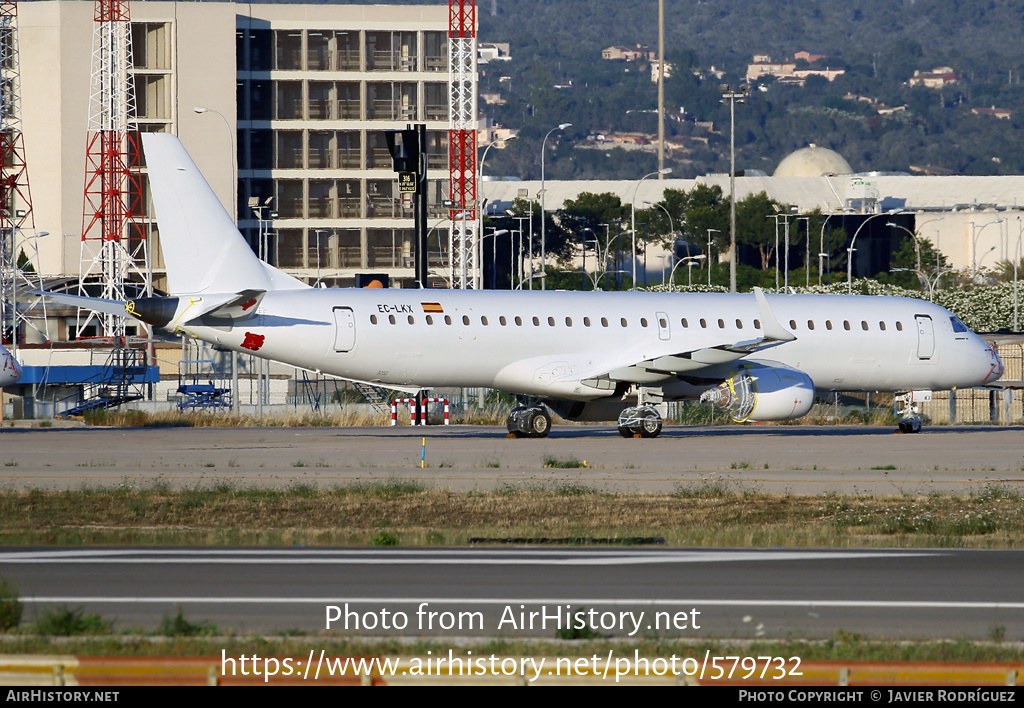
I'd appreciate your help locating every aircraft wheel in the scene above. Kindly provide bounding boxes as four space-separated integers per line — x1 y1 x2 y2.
507 406 529 435
638 410 663 439
527 408 552 438
898 416 922 434
618 425 634 438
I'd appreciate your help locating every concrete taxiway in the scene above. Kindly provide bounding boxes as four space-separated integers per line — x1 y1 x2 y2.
0 424 1021 494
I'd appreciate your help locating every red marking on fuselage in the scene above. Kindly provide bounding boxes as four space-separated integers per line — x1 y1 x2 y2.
240 298 258 311
241 332 265 351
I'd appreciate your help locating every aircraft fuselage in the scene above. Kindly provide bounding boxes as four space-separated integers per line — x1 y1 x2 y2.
180 289 1001 402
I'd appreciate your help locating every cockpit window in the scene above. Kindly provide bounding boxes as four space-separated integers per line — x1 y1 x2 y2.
950 316 969 333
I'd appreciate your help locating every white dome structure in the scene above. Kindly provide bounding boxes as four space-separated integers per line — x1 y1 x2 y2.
773 144 854 177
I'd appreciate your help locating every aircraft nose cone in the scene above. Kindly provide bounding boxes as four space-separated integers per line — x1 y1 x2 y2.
982 343 1004 384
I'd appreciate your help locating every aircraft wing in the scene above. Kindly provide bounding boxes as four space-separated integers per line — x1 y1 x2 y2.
581 287 797 387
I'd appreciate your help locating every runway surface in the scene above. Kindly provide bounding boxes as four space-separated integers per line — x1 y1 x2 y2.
0 424 1022 494
2 547 1023 640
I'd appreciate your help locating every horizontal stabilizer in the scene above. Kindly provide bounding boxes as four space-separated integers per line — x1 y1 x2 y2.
182 289 266 325
34 291 142 322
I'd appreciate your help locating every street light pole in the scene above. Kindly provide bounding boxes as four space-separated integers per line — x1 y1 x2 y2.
667 255 706 291
478 136 517 289
631 168 671 290
706 228 720 286
193 106 236 224
847 212 901 293
1015 217 1021 331
720 85 747 293
971 219 1004 275
886 221 935 300
540 123 571 290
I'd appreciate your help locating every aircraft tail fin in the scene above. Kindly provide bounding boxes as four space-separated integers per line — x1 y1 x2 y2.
141 133 307 296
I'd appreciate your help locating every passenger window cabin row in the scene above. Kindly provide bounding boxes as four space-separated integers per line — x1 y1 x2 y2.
367 313 907 332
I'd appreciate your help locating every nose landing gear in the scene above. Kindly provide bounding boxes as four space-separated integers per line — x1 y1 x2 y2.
894 390 929 434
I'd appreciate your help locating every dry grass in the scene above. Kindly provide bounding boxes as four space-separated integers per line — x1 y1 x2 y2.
2 483 1023 548
82 409 393 428
3 634 1024 663
80 406 520 428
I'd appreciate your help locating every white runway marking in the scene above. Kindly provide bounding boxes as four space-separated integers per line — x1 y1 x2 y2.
19 596 1024 610
0 549 938 565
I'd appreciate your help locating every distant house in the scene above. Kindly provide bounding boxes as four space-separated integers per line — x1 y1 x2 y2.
478 117 516 146
602 44 657 62
478 42 511 64
649 60 672 82
747 54 844 85
843 93 906 115
971 106 1012 120
794 50 827 63
746 55 796 82
909 67 958 88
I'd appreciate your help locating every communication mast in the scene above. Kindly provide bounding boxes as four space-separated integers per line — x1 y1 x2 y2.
448 0 478 288
0 0 41 352
78 0 147 338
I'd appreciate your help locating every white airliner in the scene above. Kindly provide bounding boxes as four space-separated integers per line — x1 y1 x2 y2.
0 344 20 388
46 134 1004 437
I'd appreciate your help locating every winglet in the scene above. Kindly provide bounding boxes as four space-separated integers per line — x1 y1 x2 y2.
753 287 796 342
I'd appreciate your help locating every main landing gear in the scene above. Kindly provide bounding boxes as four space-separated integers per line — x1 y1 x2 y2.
617 405 663 438
506 402 552 438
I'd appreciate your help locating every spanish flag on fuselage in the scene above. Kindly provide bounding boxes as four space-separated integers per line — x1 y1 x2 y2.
421 302 443 313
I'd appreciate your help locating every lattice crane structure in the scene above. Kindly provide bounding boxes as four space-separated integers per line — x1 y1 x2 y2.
0 0 44 351
448 0 478 289
78 0 148 339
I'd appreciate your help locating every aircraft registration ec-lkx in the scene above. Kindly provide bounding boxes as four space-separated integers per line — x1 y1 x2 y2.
48 134 1004 438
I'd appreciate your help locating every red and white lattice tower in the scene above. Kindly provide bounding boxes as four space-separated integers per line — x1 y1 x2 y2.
78 0 146 338
448 0 478 289
0 0 39 349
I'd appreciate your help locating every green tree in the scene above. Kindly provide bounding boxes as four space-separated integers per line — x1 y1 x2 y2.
735 192 787 270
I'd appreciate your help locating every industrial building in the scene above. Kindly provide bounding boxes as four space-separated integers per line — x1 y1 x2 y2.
19 0 453 294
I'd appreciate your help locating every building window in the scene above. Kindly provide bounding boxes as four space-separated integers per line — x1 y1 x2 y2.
276 179 304 218
275 131 304 169
274 81 304 120
308 180 335 218
424 32 446 71
276 229 304 268
274 30 303 70
308 82 334 120
336 229 361 268
307 229 333 270
337 31 360 70
339 180 361 218
308 131 334 169
245 29 272 72
367 82 418 121
132 23 171 70
133 75 170 120
366 31 418 71
306 31 332 71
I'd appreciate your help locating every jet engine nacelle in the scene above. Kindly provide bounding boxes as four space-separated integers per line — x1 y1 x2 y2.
699 362 815 422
